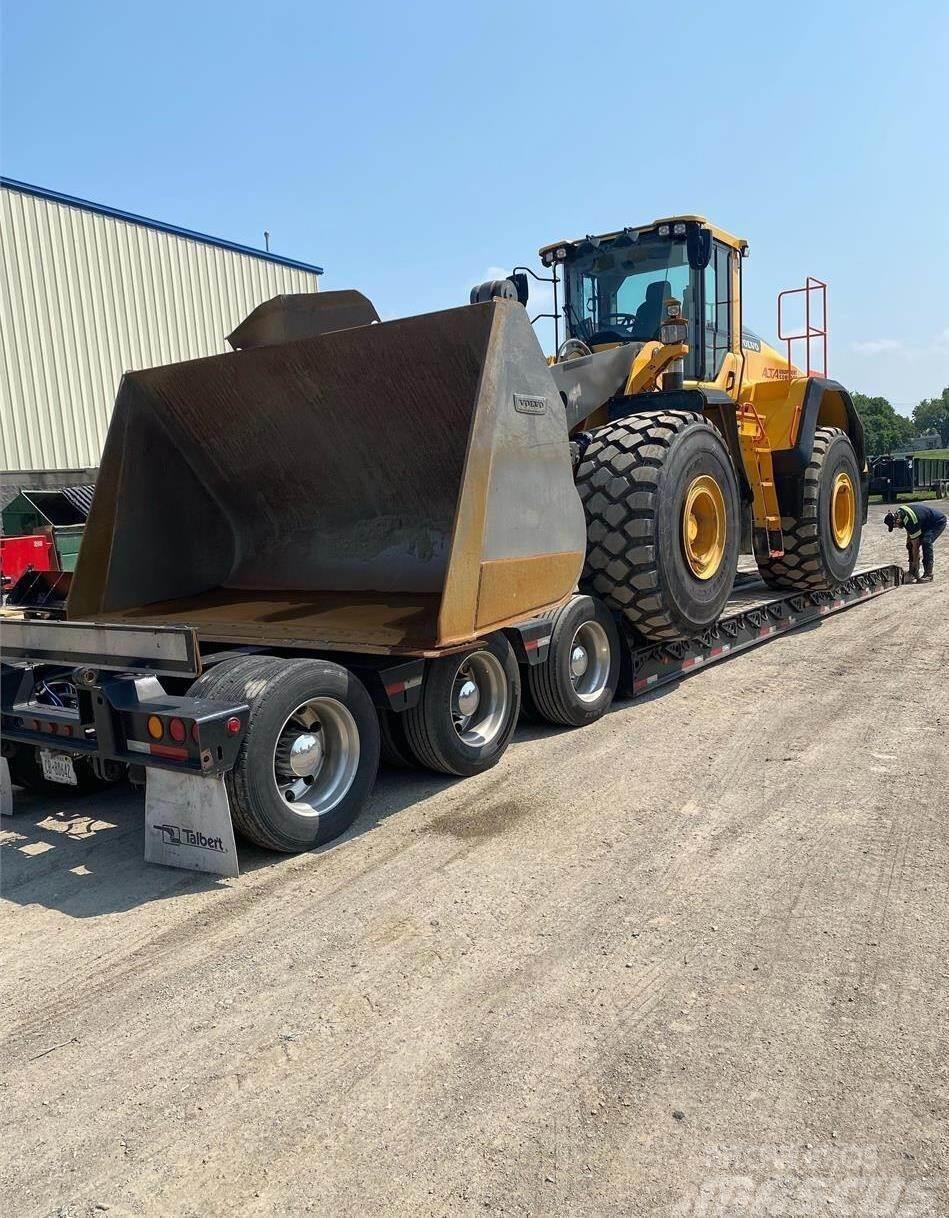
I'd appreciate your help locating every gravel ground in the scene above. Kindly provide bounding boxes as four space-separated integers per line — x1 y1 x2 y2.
1 501 946 1218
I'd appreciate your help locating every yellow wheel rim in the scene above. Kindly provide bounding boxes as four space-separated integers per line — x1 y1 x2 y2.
830 471 856 549
682 474 727 580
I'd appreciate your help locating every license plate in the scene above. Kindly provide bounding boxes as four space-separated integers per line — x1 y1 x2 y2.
39 749 78 786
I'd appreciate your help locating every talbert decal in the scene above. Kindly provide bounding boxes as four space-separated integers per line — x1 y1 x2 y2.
153 823 226 853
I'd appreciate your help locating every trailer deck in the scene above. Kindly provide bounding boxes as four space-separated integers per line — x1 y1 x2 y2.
622 563 901 697
1 562 904 872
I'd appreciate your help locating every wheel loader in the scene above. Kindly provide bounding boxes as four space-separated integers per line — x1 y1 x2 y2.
474 214 867 641
1 214 871 863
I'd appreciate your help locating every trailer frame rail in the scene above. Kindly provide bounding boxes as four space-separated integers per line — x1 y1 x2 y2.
623 564 901 697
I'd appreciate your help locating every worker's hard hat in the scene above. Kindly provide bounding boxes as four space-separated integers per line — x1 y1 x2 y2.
884 511 898 531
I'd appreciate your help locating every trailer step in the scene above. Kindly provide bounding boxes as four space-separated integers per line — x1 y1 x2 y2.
623 564 901 697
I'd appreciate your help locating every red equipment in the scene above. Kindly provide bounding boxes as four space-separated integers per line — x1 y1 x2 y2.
0 534 55 590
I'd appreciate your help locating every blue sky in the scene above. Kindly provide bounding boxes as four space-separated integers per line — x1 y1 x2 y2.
3 0 947 414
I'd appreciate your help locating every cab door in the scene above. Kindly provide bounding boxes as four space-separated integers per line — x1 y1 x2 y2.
700 239 742 397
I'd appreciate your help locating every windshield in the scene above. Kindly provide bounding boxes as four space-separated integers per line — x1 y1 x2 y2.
563 235 694 358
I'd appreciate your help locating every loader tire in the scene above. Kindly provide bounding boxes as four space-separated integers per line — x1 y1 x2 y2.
756 427 862 591
403 636 520 777
526 595 620 727
189 656 379 853
576 411 740 641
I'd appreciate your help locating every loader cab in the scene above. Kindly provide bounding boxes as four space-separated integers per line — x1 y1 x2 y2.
541 217 746 386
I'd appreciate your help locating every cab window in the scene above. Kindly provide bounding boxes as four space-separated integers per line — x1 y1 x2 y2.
566 240 689 345
703 241 733 378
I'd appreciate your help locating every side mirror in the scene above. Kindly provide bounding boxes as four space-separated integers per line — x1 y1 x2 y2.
687 228 712 270
509 272 529 307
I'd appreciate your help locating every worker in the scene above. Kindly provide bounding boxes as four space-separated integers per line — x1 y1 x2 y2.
884 502 947 582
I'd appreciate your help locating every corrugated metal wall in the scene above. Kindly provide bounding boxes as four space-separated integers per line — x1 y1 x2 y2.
0 184 320 472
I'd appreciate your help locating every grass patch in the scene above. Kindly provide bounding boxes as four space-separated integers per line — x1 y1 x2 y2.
869 490 940 504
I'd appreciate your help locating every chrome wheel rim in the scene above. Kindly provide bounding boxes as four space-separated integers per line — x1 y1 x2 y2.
272 697 360 817
450 651 508 747
569 620 611 703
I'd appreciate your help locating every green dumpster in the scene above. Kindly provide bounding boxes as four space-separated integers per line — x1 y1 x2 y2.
1 485 94 571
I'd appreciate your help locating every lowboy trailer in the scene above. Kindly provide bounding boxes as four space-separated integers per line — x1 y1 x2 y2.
1 562 902 877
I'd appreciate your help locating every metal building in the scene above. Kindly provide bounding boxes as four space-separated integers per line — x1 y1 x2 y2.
0 177 323 479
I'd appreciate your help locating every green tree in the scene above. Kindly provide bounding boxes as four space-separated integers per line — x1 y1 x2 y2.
912 387 949 447
851 393 916 456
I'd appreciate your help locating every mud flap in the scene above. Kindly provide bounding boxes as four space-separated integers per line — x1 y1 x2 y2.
144 768 239 878
0 757 12 817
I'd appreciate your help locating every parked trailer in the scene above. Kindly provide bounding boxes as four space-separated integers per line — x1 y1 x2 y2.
913 451 949 497
869 452 949 501
1 563 901 875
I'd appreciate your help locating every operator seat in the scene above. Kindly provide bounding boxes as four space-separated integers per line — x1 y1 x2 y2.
632 280 672 341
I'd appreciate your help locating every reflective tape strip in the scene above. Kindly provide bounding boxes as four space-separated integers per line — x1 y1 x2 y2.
384 675 424 696
126 739 188 760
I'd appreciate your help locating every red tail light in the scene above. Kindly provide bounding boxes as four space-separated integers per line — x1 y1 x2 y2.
168 717 187 743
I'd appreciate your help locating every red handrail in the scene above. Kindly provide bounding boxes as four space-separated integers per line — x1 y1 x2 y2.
777 276 827 377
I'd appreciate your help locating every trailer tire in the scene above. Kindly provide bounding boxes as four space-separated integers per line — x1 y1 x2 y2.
403 636 520 777
189 656 379 853
526 595 620 727
756 427 862 591
577 411 740 641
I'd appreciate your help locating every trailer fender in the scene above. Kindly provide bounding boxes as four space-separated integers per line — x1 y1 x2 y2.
504 617 555 666
772 379 868 521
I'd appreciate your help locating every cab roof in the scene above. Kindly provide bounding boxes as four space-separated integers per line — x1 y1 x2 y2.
538 215 748 259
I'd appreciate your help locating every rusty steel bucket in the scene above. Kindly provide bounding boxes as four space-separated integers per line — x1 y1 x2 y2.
68 300 586 654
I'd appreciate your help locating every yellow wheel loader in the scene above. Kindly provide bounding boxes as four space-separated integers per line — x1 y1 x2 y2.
505 214 866 642
2 217 877 865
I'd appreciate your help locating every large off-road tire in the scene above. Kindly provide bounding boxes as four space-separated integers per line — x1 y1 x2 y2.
403 635 520 777
189 655 379 853
576 411 741 641
756 427 862 591
526 595 621 727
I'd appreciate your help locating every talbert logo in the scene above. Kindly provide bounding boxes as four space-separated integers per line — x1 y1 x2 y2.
153 823 226 853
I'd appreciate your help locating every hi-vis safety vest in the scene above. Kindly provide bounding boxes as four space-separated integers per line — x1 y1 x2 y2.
900 505 921 539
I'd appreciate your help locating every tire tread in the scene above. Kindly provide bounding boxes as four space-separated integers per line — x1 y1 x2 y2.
756 427 858 591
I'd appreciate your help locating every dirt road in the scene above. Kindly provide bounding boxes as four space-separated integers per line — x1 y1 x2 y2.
2 503 946 1218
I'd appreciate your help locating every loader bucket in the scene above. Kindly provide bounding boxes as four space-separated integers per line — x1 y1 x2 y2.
69 300 586 654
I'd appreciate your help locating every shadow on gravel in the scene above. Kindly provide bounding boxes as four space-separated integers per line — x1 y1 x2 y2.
0 763 459 919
